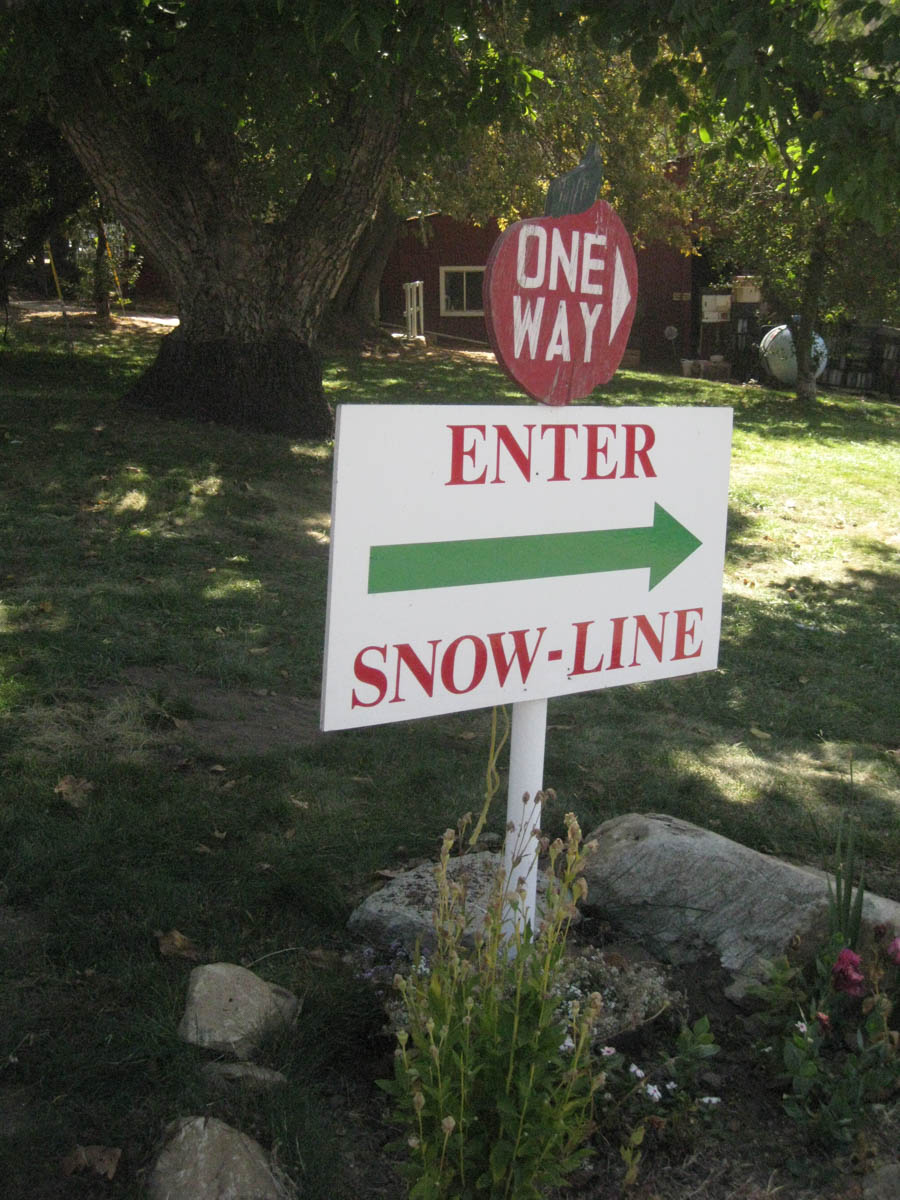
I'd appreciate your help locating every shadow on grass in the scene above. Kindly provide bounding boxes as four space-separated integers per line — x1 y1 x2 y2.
1 324 897 899
537 553 899 897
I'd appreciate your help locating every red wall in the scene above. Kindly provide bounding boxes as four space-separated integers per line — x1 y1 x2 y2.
380 215 500 343
380 213 694 361
634 243 694 363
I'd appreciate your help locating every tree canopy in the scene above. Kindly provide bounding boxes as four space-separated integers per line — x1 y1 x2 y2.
2 1 552 432
2 1 896 425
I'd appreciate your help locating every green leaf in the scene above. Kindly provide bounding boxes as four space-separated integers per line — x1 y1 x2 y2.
489 1139 514 1182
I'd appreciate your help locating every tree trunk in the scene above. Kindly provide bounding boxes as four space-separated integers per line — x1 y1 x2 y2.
93 210 111 322
326 202 403 339
53 77 403 437
793 218 829 408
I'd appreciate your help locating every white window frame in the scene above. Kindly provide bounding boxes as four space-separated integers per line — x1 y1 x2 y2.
439 266 485 317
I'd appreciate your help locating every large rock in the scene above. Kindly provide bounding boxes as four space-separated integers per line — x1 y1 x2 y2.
177 964 299 1059
146 1116 293 1200
582 813 900 999
348 851 549 951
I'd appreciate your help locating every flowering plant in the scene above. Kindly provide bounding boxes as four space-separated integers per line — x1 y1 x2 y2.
831 947 866 998
588 1016 721 1187
379 809 603 1199
751 921 899 1147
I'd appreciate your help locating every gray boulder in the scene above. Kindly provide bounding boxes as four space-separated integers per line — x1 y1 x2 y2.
582 813 900 999
348 851 548 951
147 1116 292 1200
177 963 299 1059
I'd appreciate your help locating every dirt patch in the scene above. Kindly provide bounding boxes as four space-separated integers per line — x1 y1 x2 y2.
7 298 179 337
111 667 324 759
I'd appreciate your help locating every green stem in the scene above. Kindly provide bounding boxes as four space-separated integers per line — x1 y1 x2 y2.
504 1060 537 1199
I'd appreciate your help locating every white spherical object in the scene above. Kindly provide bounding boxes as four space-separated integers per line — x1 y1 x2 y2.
760 324 827 385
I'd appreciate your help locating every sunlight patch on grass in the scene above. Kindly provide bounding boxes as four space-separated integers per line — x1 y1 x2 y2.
203 577 264 601
115 489 148 513
289 442 332 461
302 514 331 545
10 693 169 766
190 474 224 497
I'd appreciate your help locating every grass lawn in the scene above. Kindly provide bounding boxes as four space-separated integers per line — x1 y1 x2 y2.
1 308 898 1197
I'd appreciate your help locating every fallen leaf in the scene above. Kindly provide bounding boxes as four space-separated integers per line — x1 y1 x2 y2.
455 731 478 741
351 775 373 784
749 726 772 740
154 929 202 960
212 828 227 840
54 775 95 809
257 862 273 872
194 843 213 854
209 764 227 774
375 868 405 880
61 1145 121 1181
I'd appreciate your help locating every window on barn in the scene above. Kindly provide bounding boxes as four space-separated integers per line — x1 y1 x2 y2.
440 266 485 316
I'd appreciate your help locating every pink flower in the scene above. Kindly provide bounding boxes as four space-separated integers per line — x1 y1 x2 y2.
831 948 866 997
887 936 900 966
816 1011 831 1034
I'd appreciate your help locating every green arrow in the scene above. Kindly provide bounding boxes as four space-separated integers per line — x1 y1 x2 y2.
368 503 701 594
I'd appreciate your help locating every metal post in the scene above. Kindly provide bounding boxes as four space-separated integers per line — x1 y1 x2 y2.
502 697 548 941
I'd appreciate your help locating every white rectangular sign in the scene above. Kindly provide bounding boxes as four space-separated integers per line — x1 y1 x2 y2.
321 404 732 731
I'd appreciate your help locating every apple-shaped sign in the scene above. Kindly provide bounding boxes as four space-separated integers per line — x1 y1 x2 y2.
484 199 638 405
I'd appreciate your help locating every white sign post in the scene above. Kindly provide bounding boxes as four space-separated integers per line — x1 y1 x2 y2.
322 404 732 930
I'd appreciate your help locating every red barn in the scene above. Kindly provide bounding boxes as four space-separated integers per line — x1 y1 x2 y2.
379 213 696 366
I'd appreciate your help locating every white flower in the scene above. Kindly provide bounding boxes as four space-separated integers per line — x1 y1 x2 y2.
560 1034 575 1053
600 1045 616 1057
699 1096 721 1106
629 1063 645 1079
665 1080 678 1092
795 1020 808 1035
645 1084 662 1102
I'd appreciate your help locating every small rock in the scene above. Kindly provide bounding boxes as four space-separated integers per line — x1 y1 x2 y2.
146 1116 293 1199
201 1062 288 1092
177 963 299 1059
